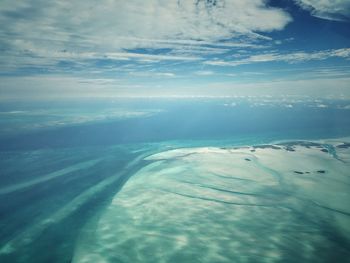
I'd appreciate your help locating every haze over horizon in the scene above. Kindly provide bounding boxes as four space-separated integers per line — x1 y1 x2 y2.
1 0 350 99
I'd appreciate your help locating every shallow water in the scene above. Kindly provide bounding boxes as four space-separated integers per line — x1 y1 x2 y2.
72 140 350 263
1 98 350 262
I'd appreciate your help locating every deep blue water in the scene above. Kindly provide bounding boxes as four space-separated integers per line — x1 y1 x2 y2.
1 98 350 150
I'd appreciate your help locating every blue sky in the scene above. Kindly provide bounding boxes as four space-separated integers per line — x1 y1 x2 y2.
0 0 350 99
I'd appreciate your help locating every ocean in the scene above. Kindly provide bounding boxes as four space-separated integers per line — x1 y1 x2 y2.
0 98 350 262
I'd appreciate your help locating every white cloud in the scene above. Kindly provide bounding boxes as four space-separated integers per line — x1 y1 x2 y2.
0 0 291 69
195 71 215 76
105 52 199 62
295 0 350 21
129 72 175 77
204 48 350 66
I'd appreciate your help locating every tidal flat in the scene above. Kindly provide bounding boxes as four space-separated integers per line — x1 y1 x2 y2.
72 138 350 263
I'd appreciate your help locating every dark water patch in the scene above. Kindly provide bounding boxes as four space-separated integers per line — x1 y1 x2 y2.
178 180 265 197
254 145 281 150
337 143 350 149
280 141 322 147
294 171 304 174
285 146 295 152
323 144 340 160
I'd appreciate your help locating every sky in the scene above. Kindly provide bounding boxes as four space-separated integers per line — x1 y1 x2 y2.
0 0 350 99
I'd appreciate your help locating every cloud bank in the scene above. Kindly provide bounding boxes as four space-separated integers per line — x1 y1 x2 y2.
0 0 292 68
0 0 349 99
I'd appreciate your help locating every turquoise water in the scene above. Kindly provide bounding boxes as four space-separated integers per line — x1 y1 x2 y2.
0 98 350 262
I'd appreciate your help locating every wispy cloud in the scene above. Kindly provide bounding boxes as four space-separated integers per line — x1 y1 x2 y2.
129 72 176 78
194 71 215 76
295 0 350 21
0 0 292 72
204 48 350 66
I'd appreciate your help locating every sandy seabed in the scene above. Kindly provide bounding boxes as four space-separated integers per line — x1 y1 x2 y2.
73 138 350 263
